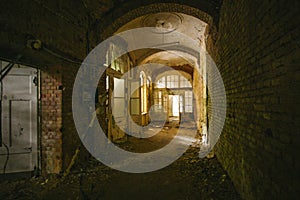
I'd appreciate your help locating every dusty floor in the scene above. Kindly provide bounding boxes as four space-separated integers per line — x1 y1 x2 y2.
0 121 241 200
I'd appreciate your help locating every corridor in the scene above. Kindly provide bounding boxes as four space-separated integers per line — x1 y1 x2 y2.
0 0 299 199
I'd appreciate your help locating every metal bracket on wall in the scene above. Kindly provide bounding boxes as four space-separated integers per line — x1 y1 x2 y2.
0 55 22 82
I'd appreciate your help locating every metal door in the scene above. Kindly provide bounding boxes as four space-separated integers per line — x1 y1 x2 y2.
0 62 38 174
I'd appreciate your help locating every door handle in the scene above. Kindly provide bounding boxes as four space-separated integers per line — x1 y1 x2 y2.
24 147 32 151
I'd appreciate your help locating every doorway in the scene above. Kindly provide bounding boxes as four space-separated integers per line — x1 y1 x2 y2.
168 95 182 121
0 61 39 174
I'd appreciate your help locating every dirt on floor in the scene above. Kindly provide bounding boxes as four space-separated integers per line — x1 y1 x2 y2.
0 121 241 200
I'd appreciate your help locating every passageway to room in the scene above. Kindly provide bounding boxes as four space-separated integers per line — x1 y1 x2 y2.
100 12 210 146
0 0 299 199
0 6 235 199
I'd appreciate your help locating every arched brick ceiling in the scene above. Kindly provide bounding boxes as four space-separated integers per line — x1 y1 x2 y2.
115 12 204 77
0 0 222 67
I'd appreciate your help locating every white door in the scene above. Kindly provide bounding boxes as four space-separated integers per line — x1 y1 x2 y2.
112 78 125 119
112 77 126 134
0 62 38 174
128 80 140 133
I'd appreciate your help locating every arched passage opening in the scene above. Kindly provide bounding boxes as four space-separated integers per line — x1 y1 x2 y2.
95 10 215 153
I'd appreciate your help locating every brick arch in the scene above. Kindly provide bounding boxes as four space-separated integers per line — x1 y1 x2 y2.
94 1 220 41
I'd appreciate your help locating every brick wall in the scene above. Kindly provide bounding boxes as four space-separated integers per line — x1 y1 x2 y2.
60 65 91 171
61 64 102 171
213 0 300 199
42 64 93 173
41 66 63 174
35 1 299 198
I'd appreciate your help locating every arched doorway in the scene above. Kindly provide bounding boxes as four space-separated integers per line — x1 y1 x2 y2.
96 10 212 146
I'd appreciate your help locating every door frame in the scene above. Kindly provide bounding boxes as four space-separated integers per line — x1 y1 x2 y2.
0 61 41 176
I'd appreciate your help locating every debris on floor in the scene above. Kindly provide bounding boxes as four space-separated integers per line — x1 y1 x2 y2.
0 122 240 199
0 147 240 200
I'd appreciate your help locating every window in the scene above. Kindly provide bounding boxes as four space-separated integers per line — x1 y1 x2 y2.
156 77 165 88
166 75 179 88
156 74 191 89
140 72 147 113
107 43 127 73
154 90 163 111
110 45 120 72
185 91 193 113
180 76 192 88
106 76 109 91
179 95 183 113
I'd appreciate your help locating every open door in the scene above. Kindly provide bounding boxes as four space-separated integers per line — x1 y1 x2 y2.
110 77 126 141
128 79 140 134
168 95 181 122
0 62 38 174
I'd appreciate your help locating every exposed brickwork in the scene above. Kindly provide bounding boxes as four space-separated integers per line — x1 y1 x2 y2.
61 64 101 171
60 2 300 198
1 1 297 198
60 65 86 170
212 1 300 199
0 0 87 66
0 0 221 66
41 66 63 174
